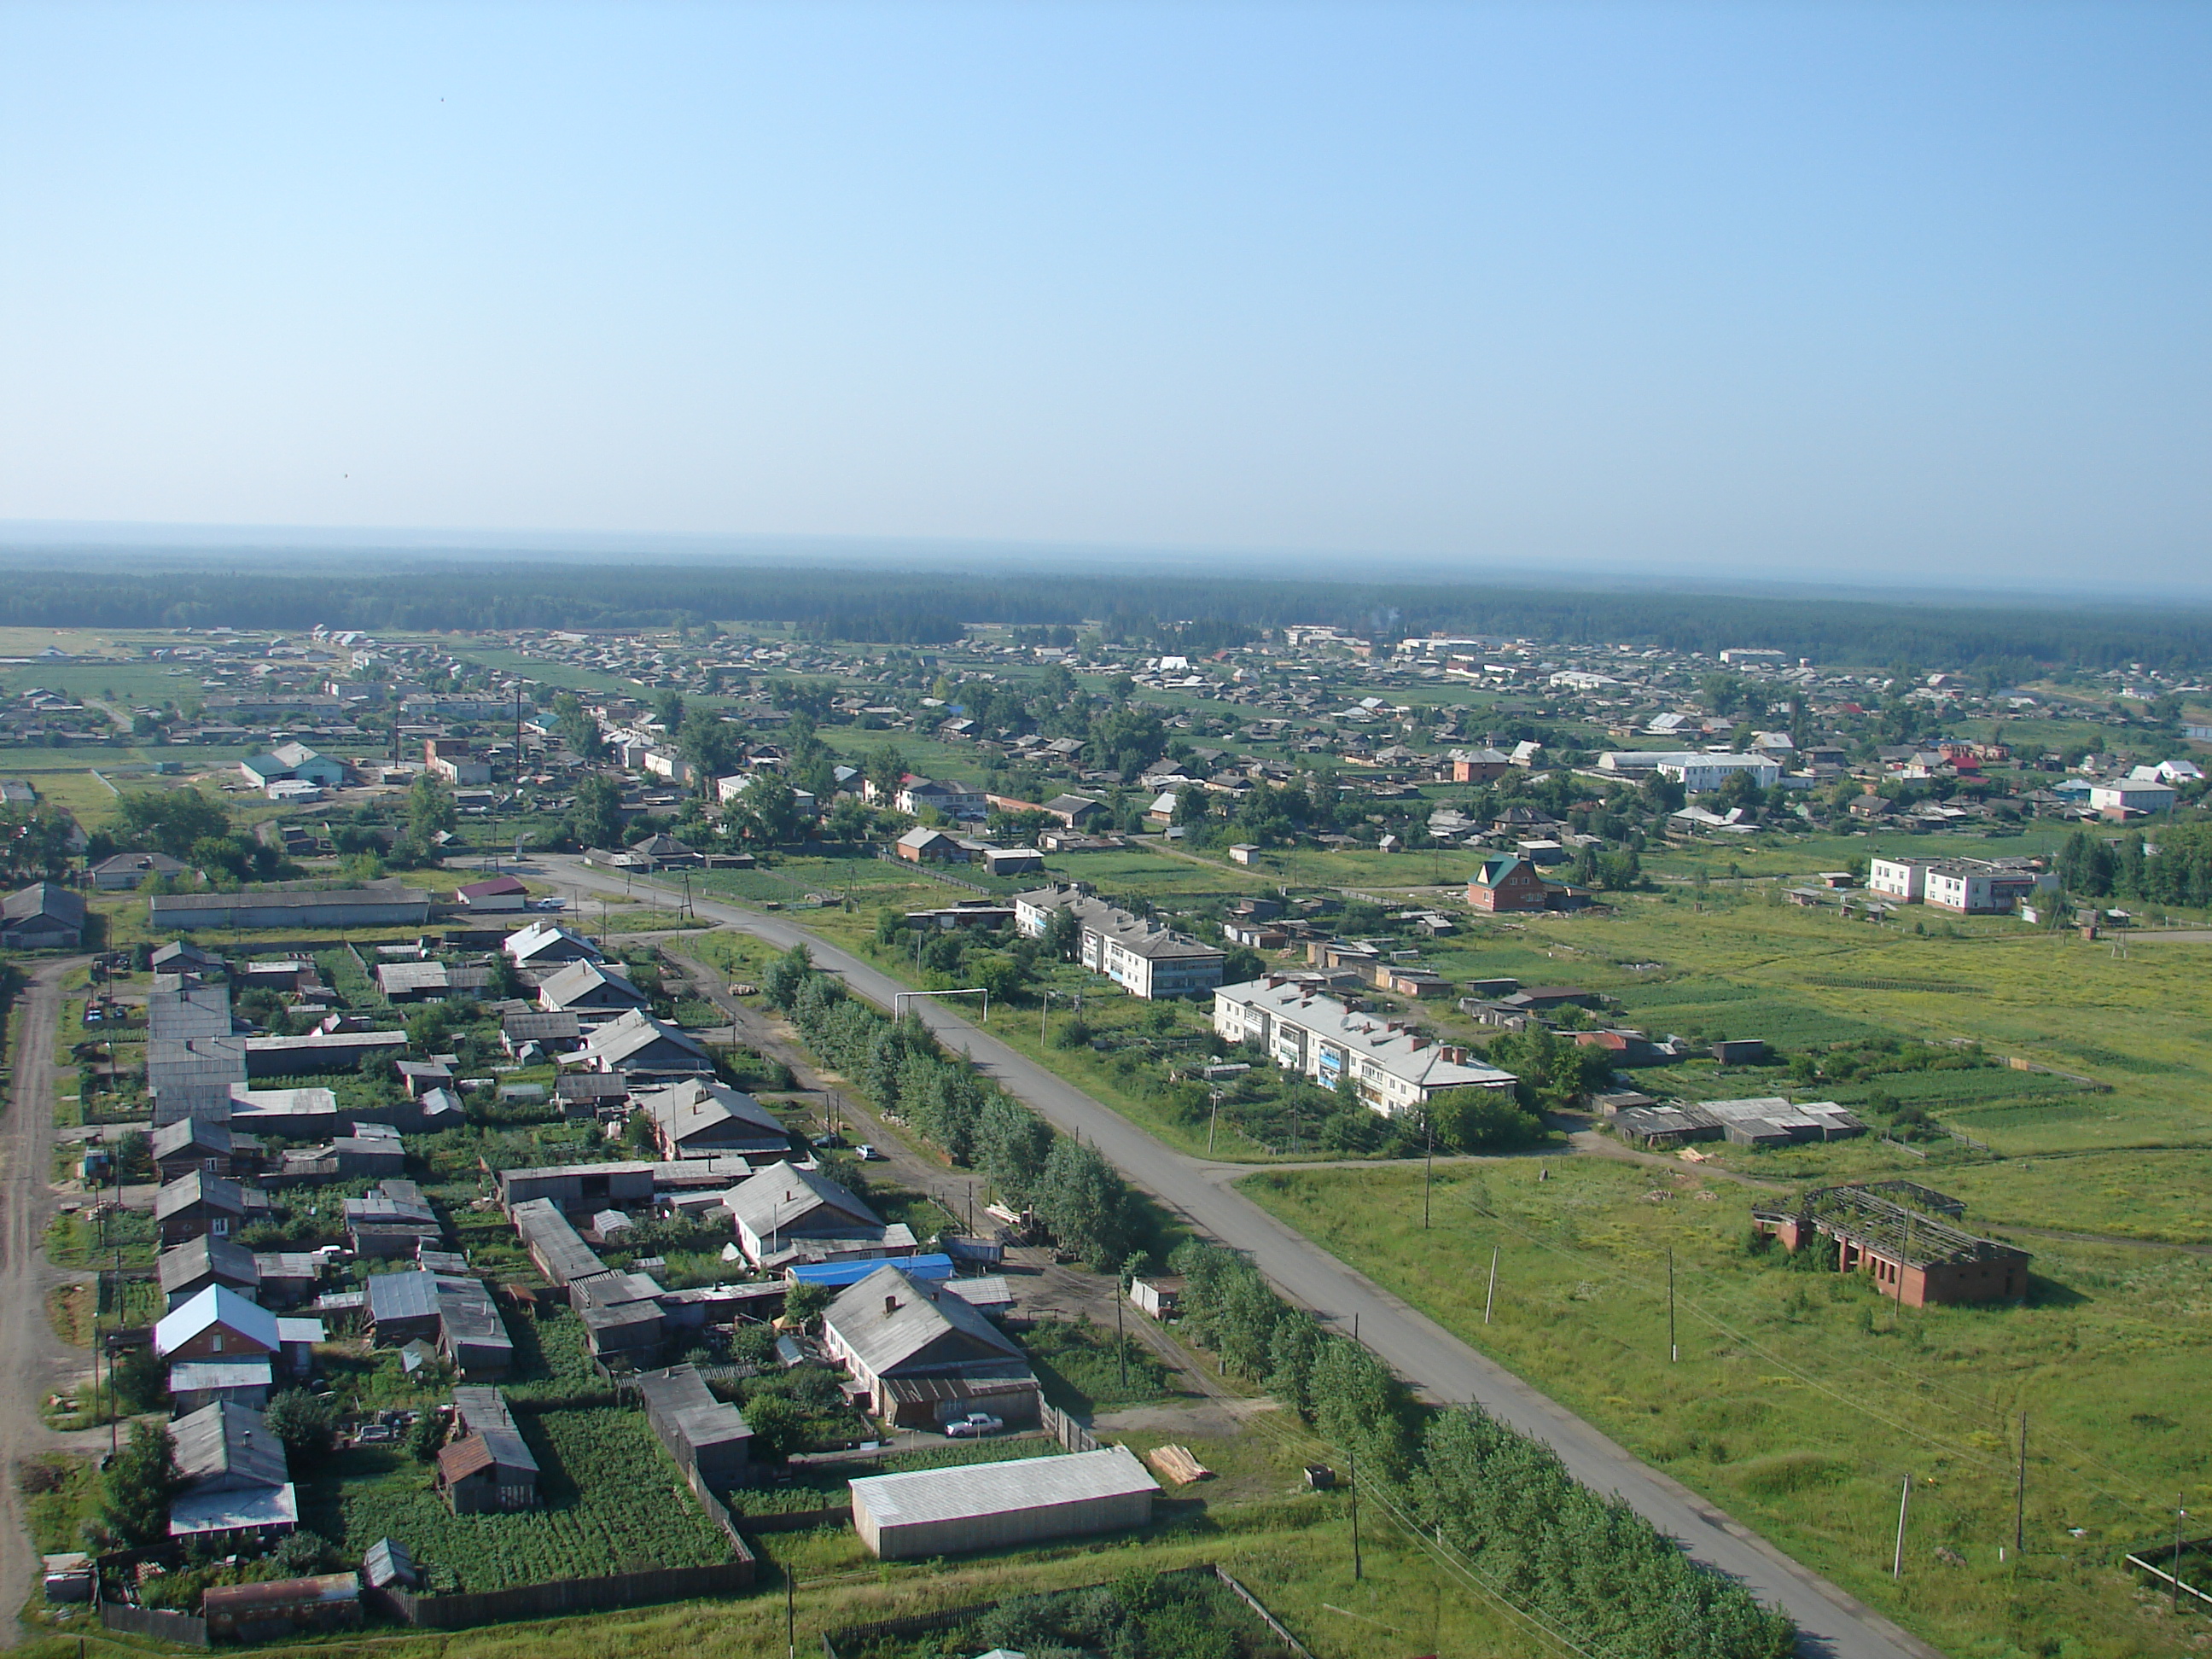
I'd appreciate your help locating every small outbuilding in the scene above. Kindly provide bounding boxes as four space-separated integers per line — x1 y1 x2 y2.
849 1447 1160 1560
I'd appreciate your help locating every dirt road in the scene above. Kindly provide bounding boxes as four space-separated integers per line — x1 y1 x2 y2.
0 959 95 1641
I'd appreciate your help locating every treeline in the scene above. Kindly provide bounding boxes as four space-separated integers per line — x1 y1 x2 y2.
760 946 1143 1266
2058 823 2212 905
1169 1241 1797 1659
0 553 2203 668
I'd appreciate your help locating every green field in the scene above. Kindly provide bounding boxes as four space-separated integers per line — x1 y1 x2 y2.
1243 1155 2212 1659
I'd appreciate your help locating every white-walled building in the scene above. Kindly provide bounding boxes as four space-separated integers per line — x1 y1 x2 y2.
1013 887 1225 1000
1213 978 1517 1116
1595 752 1783 794
1868 857 2055 915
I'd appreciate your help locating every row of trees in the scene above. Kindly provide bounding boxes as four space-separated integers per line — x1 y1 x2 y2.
1168 1241 1797 1659
761 947 1144 1266
2057 824 2212 905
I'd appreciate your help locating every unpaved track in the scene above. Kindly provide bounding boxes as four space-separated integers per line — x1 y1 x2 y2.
547 858 1942 1659
0 959 92 1642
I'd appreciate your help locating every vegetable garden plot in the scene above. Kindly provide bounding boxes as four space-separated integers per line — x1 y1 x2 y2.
306 1409 729 1593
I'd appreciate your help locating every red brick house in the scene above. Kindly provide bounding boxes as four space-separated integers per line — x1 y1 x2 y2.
1468 856 1555 914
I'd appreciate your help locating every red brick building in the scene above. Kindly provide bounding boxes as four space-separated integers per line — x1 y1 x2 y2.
1468 855 1555 914
1753 1182 2030 1307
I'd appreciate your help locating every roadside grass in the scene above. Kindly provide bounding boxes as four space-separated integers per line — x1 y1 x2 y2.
1243 1154 2212 1659
15 1452 100 1555
1016 1317 1176 1416
44 1208 156 1272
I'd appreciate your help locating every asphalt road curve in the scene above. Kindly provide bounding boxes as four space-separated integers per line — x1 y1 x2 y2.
544 855 1942 1659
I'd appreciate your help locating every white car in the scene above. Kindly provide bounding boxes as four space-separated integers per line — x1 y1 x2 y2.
853 1144 881 1161
944 1412 1004 1439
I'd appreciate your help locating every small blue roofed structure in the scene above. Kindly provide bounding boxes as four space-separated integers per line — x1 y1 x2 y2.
786 1253 952 1288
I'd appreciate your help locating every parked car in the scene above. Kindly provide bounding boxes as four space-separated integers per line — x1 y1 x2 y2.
943 1412 1004 1439
853 1144 881 1162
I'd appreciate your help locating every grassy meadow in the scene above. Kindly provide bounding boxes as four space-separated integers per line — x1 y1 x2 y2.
1243 1155 2212 1659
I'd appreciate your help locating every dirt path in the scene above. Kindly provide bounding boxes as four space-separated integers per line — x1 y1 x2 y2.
0 958 94 1642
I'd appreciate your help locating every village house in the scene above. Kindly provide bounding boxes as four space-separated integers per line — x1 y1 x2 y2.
503 920 604 969
91 852 190 891
167 1400 296 1546
725 1161 904 1268
636 1077 790 1161
563 1008 716 1081
536 958 651 1016
820 1264 1040 1431
438 1388 540 1513
1467 855 1560 914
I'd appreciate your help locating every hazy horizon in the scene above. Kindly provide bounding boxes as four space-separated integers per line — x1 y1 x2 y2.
3 3 2207 590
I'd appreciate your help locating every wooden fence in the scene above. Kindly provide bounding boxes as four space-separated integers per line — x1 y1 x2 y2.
374 1557 757 1631
99 1602 209 1646
1039 1400 1098 1455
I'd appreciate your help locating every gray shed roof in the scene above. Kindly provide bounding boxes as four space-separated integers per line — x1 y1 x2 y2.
824 1265 1026 1380
171 1400 289 1492
849 1446 1155 1528
725 1161 881 1242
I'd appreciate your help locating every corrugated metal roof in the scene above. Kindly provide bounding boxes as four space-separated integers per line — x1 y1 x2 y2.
850 1447 1155 1528
824 1265 1025 1380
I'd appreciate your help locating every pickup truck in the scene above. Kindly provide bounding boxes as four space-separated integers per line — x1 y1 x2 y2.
943 1412 1004 1439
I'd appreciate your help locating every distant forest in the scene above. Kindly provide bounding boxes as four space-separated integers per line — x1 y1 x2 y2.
5 556 2205 672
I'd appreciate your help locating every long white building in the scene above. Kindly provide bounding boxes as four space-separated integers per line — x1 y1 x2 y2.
1213 977 1517 1116
1596 752 1782 794
1012 886 1225 1000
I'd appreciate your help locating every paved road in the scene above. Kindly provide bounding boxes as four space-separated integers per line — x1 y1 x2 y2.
546 857 1941 1659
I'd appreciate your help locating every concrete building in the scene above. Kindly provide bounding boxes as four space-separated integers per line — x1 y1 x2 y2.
849 1447 1159 1560
1753 1182 2030 1307
1011 886 1225 999
1213 978 1516 1115
1595 752 1782 794
2088 777 2180 817
1868 856 2054 914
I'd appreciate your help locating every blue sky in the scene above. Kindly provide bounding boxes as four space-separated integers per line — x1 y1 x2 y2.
1 2 2205 590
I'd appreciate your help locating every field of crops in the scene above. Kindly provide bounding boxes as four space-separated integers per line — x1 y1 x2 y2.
301 1408 729 1592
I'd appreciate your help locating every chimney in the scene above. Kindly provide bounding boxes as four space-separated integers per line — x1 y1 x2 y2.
883 1295 899 1317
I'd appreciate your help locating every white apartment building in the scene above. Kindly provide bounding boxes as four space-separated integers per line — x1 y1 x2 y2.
1869 857 2055 915
1012 887 1225 1000
1595 752 1783 794
1212 978 1517 1117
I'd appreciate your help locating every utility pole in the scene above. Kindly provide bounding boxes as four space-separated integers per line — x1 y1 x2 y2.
2015 1412 2028 1555
1484 1246 1499 1325
2168 1504 2185 1619
1423 1109 1433 1229
1892 1474 1911 1579
1208 1090 1222 1155
1116 1295 1126 1391
1668 1247 1678 1363
785 1567 796 1659
1348 1441 1362 1582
